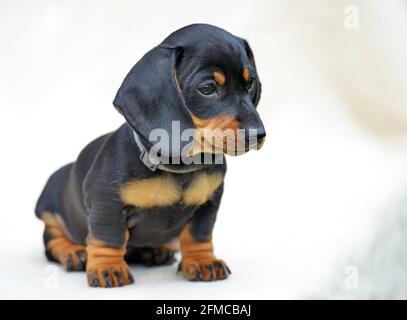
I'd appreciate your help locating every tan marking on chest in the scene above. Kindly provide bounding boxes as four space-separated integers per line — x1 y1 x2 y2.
120 173 223 208
183 173 223 206
120 176 182 208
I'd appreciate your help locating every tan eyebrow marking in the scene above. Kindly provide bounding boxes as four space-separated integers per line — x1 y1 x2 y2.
243 68 250 82
213 71 226 86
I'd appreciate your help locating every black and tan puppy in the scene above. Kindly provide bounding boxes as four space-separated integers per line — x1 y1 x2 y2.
35 24 266 287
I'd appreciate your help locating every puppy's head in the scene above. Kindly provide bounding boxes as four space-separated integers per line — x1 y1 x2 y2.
114 24 265 161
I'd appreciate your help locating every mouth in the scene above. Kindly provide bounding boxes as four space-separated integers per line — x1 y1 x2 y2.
188 129 265 157
226 138 265 156
187 113 266 157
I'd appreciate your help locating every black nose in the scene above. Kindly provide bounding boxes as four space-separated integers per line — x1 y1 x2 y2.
256 130 266 141
245 128 266 150
246 129 266 142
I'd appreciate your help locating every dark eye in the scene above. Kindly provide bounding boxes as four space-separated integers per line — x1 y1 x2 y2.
198 82 217 96
246 77 254 90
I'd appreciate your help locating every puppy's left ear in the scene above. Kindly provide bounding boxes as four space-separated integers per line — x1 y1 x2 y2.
241 39 262 107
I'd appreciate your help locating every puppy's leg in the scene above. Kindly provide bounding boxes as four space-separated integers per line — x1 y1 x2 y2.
41 212 86 271
86 202 134 288
178 185 231 281
86 235 134 288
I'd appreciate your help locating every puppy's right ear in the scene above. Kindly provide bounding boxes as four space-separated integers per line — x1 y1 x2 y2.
113 46 194 158
240 39 262 107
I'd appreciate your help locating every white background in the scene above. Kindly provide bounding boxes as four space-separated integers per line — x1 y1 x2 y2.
1 0 407 299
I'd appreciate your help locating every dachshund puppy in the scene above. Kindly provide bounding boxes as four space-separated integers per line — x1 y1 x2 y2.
35 24 266 287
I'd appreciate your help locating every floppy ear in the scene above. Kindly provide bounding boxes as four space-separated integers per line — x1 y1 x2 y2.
113 46 194 158
241 39 262 107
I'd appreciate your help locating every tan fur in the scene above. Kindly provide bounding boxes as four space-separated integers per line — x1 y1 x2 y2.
161 238 180 251
213 71 226 85
41 212 64 238
86 231 132 287
188 113 240 156
173 68 182 92
179 223 214 260
41 212 86 270
191 113 239 131
120 172 223 208
243 67 250 82
86 237 127 271
179 223 230 281
183 172 223 206
120 176 182 208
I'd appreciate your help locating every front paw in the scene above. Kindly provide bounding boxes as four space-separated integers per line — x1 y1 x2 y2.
87 262 134 288
62 249 87 272
178 259 231 281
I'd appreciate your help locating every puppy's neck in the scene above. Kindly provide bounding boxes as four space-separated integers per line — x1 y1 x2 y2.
130 127 210 174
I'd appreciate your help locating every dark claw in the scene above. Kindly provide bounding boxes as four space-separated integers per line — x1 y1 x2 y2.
196 271 204 281
102 270 113 288
222 267 229 278
76 251 86 271
190 269 203 281
66 256 73 271
77 251 86 263
205 264 216 281
89 274 99 287
225 264 232 275
215 261 230 278
127 270 135 284
114 270 123 287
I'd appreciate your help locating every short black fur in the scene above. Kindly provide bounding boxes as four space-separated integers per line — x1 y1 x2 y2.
35 24 265 270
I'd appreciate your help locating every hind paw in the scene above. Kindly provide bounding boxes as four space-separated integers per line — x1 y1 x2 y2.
126 246 177 267
47 239 87 272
